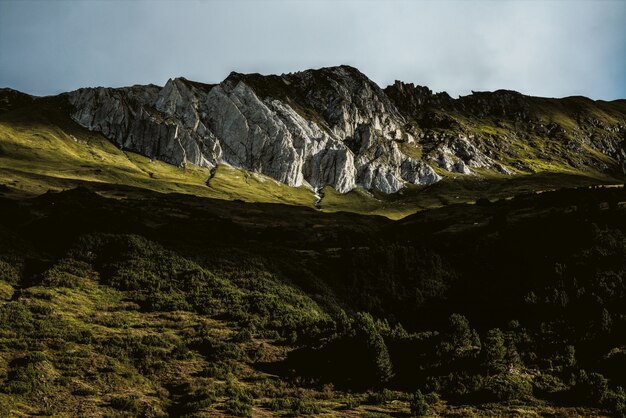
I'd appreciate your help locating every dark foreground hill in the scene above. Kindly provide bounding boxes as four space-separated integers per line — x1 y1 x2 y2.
1 184 626 416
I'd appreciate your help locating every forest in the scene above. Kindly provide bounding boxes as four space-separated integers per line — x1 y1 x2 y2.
1 184 626 416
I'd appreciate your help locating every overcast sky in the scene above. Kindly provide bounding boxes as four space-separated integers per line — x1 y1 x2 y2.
1 0 625 100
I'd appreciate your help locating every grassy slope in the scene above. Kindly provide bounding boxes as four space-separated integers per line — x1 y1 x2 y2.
320 173 619 220
0 94 622 221
2 187 620 417
2 260 591 417
0 97 316 207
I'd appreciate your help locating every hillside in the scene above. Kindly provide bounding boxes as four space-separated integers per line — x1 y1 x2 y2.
2 65 626 219
2 184 626 416
64 66 626 195
2 67 626 417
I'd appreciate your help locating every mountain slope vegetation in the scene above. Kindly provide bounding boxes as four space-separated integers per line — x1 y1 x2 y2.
2 184 626 416
1 81 625 219
2 67 626 416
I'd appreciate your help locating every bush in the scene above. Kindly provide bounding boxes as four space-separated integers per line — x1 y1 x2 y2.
98 334 172 375
145 291 191 312
484 374 532 401
367 388 395 405
0 398 10 417
223 383 253 417
482 328 506 373
410 390 429 417
0 259 20 284
201 360 238 379
73 386 98 396
532 373 567 397
223 393 253 417
197 337 245 363
110 394 142 413
424 391 440 405
29 301 53 315
574 370 609 406
352 312 394 385
287 397 320 416
40 258 92 288
232 328 253 343
0 302 34 332
439 313 480 359
175 387 216 416
605 386 626 418
342 394 360 409
3 353 51 395
433 372 485 400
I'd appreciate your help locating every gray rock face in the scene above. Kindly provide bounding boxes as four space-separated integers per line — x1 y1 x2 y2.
71 65 626 194
431 135 515 175
68 66 445 193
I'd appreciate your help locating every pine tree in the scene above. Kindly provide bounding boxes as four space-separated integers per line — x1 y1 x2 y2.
482 328 506 374
353 312 394 385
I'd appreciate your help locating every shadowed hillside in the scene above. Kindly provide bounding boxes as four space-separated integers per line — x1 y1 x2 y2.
1 184 626 416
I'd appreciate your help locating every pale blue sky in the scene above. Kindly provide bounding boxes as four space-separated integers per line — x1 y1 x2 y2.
1 0 625 100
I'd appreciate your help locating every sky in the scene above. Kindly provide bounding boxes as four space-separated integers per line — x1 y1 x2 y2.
1 0 625 100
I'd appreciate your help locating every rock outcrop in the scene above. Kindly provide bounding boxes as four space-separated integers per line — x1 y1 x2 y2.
66 65 626 193
68 67 442 193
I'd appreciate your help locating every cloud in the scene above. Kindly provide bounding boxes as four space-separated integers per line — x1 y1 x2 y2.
1 0 625 99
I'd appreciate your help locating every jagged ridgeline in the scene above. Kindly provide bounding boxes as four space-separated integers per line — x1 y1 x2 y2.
1 65 626 215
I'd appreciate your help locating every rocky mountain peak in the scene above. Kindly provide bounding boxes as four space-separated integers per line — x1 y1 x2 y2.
384 81 453 115
58 66 626 195
456 89 530 119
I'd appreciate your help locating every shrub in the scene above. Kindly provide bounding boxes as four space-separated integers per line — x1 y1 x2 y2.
575 370 609 406
410 390 429 417
29 301 53 315
605 386 626 418
342 394 361 409
110 394 142 413
0 259 20 284
232 328 253 343
367 388 395 405
439 313 480 359
265 397 290 411
352 312 394 385
482 328 506 373
287 397 320 416
0 398 10 417
176 387 216 415
0 302 34 332
484 374 532 401
424 391 440 405
433 372 485 400
3 352 51 395
223 392 253 417
73 386 98 396
145 290 191 312
532 373 567 397
40 258 91 288
201 360 238 379
98 334 172 375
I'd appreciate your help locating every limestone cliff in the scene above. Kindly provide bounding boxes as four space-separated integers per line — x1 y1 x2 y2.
65 66 626 193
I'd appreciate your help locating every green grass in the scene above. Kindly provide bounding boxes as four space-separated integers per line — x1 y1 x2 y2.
1 94 623 221
0 232 336 416
4 179 626 416
0 99 317 208
318 173 621 220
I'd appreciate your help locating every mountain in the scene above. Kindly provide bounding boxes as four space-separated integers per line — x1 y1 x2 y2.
4 66 626 416
65 66 626 191
2 173 626 416
1 66 626 217
67 66 440 194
